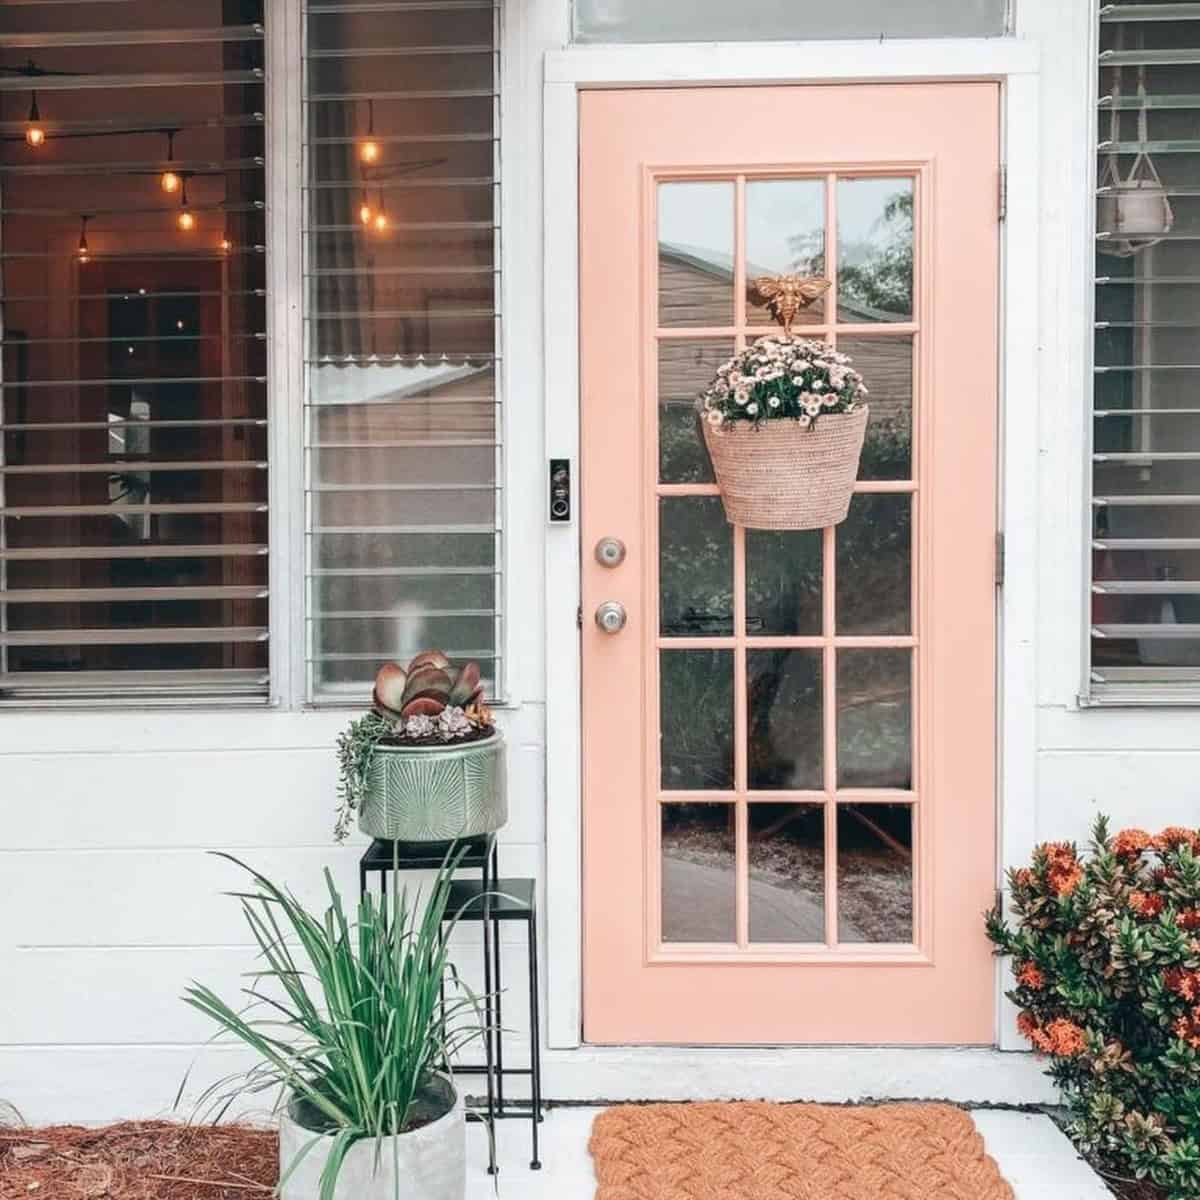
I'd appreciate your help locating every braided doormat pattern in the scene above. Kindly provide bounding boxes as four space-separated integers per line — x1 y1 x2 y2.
588 1102 1015 1200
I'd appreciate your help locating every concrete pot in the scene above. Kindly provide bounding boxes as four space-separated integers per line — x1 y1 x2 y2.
358 732 506 841
279 1079 465 1200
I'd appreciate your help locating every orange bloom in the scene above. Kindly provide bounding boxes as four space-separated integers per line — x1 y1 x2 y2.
1043 1018 1088 1058
1174 1006 1200 1050
1166 968 1200 1002
1017 962 1045 990
1130 891 1165 919
1156 827 1200 854
1177 909 1200 932
1040 843 1084 896
1012 867 1035 889
1017 1010 1039 1040
1113 828 1153 859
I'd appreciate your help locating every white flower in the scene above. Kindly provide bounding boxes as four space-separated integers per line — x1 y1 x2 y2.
805 400 821 417
746 402 759 416
706 409 724 426
768 396 781 409
821 394 839 407
798 413 812 428
811 379 825 391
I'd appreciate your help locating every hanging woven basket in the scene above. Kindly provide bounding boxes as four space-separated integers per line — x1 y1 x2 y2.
702 406 869 531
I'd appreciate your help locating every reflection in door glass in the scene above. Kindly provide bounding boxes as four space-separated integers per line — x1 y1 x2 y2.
659 496 733 637
660 650 735 790
836 493 912 636
840 335 913 481
658 181 735 327
745 528 823 636
836 650 913 789
749 803 825 943
747 649 823 790
658 339 731 482
661 803 736 943
837 177 914 323
746 179 826 325
837 804 913 943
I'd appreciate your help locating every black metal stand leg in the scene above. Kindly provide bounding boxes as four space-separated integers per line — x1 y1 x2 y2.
480 845 497 1175
528 897 543 1169
493 855 504 1118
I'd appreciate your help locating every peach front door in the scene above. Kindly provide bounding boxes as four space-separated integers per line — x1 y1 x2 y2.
580 85 1001 1044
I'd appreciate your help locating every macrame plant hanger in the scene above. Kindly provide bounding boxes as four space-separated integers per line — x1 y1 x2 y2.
1099 23 1173 258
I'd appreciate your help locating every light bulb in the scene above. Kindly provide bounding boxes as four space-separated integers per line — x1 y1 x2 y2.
161 170 181 194
76 216 89 263
373 210 388 233
358 200 373 226
220 237 232 252
359 139 381 165
25 92 44 148
177 208 195 232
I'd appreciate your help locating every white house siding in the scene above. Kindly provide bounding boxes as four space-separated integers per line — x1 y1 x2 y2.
0 0 1193 1119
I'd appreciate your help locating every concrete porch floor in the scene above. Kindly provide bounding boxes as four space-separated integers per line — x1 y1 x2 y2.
465 1107 1113 1199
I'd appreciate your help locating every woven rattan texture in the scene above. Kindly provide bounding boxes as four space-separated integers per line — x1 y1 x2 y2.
588 1101 1015 1200
702 407 869 531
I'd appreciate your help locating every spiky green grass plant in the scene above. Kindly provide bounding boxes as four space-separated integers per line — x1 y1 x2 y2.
180 852 484 1200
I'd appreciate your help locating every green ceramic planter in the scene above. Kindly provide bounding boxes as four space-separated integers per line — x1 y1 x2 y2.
358 732 506 842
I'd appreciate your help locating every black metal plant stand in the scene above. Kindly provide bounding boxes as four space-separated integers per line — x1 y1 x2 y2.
358 834 543 1173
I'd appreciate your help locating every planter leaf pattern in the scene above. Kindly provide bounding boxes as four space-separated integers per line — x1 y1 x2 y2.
359 736 506 841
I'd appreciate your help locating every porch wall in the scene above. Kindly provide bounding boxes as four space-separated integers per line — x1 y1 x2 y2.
1 0 1197 1119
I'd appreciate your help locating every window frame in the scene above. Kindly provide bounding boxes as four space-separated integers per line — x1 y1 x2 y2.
1079 0 1200 709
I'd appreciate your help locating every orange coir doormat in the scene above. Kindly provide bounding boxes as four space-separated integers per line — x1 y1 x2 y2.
588 1102 1015 1200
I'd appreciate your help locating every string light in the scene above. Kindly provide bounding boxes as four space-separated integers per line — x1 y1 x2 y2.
358 193 374 226
25 91 44 148
372 192 388 234
220 236 232 253
76 215 90 264
160 130 180 194
177 177 195 231
359 98 380 165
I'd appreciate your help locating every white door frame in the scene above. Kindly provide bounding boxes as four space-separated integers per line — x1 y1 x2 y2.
543 38 1041 1050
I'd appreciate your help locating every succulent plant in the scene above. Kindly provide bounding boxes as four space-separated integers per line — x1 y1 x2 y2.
373 650 485 724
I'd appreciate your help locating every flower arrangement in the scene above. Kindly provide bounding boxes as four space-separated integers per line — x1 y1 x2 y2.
334 651 495 841
986 817 1200 1199
698 335 868 431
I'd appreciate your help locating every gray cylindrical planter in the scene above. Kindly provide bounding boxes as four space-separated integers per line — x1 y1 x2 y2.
358 732 506 841
279 1082 464 1200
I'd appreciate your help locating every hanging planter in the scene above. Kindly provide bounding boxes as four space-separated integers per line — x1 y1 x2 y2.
698 274 869 531
1098 57 1173 257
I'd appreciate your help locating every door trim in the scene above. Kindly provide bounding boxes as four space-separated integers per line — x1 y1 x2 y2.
543 41 1042 1051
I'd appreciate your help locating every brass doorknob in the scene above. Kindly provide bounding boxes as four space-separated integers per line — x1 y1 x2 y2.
595 601 627 634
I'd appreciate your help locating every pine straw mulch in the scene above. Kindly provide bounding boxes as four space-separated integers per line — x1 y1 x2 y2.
0 1122 278 1200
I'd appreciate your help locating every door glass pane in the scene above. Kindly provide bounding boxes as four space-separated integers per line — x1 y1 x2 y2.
661 803 736 943
749 804 825 943
660 497 733 637
837 804 914 943
836 494 912 636
745 528 823 636
837 178 914 324
836 650 913 789
576 0 1006 42
660 650 735 790
659 339 731 482
747 649 823 791
841 336 913 481
658 181 735 328
746 179 826 326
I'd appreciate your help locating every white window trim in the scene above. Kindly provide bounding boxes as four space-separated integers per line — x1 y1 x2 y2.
542 36 1041 1049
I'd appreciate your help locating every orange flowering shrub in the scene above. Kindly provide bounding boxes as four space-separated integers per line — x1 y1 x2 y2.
987 817 1200 1199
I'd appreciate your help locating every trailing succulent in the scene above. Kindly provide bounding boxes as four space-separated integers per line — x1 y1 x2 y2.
986 817 1200 1199
334 651 494 841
